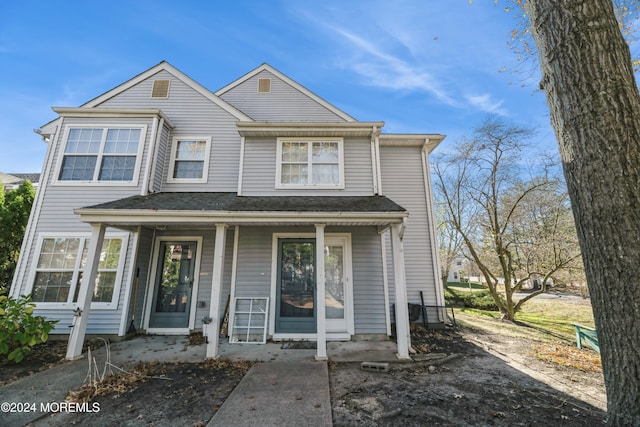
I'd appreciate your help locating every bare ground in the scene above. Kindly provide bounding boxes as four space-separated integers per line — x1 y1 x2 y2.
1 326 606 426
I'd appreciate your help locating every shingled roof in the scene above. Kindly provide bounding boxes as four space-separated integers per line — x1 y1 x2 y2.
83 192 406 213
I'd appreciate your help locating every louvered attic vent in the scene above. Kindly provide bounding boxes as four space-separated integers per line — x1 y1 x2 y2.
258 78 271 93
151 79 170 98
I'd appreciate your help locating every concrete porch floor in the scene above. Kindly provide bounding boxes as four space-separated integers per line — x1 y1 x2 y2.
103 334 406 364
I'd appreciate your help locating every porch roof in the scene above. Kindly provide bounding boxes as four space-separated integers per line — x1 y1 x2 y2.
74 192 408 227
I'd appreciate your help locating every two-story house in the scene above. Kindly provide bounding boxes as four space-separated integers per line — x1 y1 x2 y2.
9 62 446 361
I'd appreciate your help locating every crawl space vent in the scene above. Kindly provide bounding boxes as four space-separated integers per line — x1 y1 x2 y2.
258 78 271 93
151 79 170 98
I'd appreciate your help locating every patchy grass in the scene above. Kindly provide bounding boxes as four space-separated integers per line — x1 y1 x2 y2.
456 295 601 372
446 282 486 290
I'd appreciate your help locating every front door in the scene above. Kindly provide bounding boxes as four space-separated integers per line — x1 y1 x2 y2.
149 241 196 329
276 239 316 333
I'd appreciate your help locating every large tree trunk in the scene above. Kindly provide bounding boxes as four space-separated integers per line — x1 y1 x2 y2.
527 0 640 424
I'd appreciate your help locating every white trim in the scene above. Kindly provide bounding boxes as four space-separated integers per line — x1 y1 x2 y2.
53 124 148 187
227 226 240 343
237 136 246 195
275 137 345 190
207 224 228 358
166 135 212 184
27 231 129 310
379 231 392 336
315 224 327 359
118 227 141 336
75 210 408 226
80 61 252 121
390 224 411 359
143 236 203 331
215 63 356 122
11 120 62 298
52 108 174 128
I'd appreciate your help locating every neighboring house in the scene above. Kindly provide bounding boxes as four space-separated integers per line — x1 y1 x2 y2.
0 172 40 193
447 256 466 283
10 62 446 361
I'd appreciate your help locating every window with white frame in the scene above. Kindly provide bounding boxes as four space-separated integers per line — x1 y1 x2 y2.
167 136 211 182
31 235 127 307
58 127 144 183
276 138 344 188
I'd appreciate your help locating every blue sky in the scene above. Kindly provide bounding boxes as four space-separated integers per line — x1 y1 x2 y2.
0 0 555 173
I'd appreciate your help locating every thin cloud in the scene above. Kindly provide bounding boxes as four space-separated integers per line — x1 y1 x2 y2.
465 93 508 115
333 28 457 106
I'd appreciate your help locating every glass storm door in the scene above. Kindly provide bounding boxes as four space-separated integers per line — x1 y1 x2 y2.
325 237 349 333
149 242 196 329
276 239 316 333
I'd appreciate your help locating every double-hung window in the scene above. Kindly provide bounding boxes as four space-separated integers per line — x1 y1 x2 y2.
31 234 127 308
167 136 211 183
276 138 344 188
58 127 144 184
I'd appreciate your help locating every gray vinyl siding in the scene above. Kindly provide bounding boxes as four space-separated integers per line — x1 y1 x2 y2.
241 136 374 196
219 70 348 122
380 145 439 307
347 227 386 334
97 70 242 192
151 125 170 193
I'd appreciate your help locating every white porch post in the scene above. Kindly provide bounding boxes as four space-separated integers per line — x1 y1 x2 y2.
66 224 106 360
315 224 327 360
206 223 227 359
390 223 411 359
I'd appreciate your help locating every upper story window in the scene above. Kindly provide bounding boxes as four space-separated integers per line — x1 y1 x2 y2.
57 126 145 184
167 136 211 183
30 234 128 309
276 138 344 189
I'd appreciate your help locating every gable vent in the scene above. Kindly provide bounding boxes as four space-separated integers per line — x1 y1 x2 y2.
258 78 271 93
151 79 170 98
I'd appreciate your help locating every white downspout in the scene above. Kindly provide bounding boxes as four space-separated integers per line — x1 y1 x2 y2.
237 136 246 195
370 126 379 195
142 116 163 195
422 141 446 320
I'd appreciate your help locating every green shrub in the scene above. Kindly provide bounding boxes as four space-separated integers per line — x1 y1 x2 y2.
445 288 500 311
0 292 58 363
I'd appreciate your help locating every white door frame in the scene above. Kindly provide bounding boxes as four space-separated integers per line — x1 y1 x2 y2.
269 232 353 340
144 236 203 334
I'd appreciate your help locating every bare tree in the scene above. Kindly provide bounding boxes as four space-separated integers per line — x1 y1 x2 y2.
433 116 582 320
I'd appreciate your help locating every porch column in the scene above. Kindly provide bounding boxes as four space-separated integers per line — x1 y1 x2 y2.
206 223 227 359
66 223 106 360
315 224 328 360
390 223 411 359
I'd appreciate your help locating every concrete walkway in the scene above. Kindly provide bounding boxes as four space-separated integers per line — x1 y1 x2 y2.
208 361 332 427
0 336 399 426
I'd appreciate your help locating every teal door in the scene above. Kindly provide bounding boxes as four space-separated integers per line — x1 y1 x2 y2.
276 239 316 333
149 242 196 329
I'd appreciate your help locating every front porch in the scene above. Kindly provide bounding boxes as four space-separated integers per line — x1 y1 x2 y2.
67 192 415 362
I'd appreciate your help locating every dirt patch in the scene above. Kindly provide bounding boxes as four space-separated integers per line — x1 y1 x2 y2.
330 327 606 426
0 339 67 387
34 359 252 427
